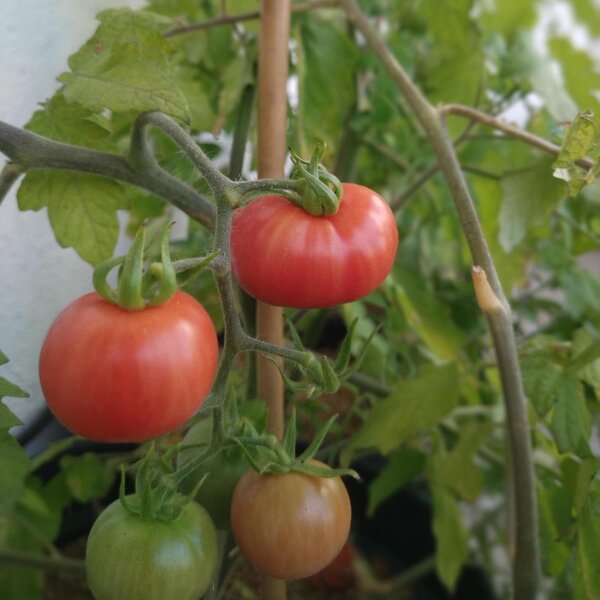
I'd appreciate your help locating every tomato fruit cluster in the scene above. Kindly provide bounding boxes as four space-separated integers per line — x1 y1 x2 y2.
85 496 218 600
231 183 399 308
39 290 218 442
230 461 352 580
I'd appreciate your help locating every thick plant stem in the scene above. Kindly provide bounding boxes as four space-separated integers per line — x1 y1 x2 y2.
339 2 539 598
257 1 291 599
0 120 215 229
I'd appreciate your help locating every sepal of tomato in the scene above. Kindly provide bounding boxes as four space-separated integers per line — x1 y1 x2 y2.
231 183 398 308
39 290 218 442
230 459 352 580
85 495 218 600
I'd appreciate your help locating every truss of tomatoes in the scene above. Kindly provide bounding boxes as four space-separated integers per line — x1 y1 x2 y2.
231 183 399 308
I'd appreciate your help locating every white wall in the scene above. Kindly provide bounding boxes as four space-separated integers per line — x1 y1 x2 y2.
0 0 145 426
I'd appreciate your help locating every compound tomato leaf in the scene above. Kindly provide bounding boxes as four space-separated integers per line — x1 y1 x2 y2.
58 9 189 121
367 448 426 517
25 95 114 150
499 158 565 252
0 353 29 519
575 494 600 599
537 477 571 577
429 449 469 592
521 350 564 417
392 270 467 361
342 363 460 463
440 421 493 502
17 170 125 265
549 37 600 119
296 18 358 156
60 453 115 504
550 381 593 459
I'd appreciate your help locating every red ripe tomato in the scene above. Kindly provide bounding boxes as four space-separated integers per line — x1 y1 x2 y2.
230 183 398 308
305 542 356 591
39 290 218 442
230 461 352 580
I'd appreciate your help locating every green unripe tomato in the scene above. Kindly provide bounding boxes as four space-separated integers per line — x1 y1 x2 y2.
177 421 250 529
85 496 217 600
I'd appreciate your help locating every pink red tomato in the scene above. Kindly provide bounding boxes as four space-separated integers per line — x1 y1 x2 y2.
231 183 398 308
39 290 218 442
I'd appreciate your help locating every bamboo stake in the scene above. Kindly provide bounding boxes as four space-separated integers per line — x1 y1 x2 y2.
257 2 291 598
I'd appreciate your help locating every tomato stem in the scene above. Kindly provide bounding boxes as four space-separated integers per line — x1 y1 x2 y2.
0 549 86 574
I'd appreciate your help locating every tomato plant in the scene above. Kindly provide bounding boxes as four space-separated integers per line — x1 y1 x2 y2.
39 290 218 442
85 495 218 600
230 183 399 308
230 460 352 580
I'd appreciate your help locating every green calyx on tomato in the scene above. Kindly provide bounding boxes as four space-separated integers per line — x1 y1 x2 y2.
234 409 358 480
289 142 342 216
85 494 218 600
93 221 177 311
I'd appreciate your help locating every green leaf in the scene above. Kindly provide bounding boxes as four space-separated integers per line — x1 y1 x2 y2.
59 453 114 503
296 18 358 156
499 158 565 252
0 351 28 403
537 478 572 576
25 95 114 149
553 112 597 170
392 270 467 361
572 458 600 518
561 268 600 318
521 350 565 417
505 32 577 122
58 9 189 120
481 0 537 36
367 448 426 517
17 169 126 265
215 55 254 134
0 500 44 599
173 64 216 132
0 378 28 403
0 405 29 519
418 0 483 109
343 363 460 461
572 329 600 390
550 382 593 458
552 112 599 195
473 177 527 291
575 497 600 599
549 37 600 118
567 335 600 376
440 421 493 501
429 449 469 591
0 354 30 518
